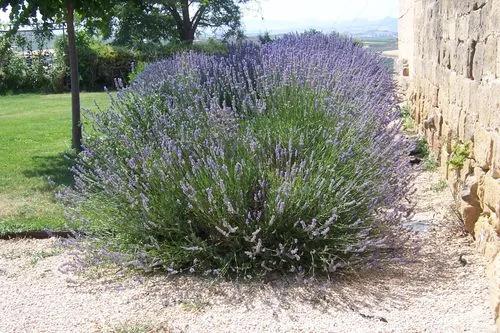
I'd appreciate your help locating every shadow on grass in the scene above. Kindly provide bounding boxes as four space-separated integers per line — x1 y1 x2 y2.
22 152 76 191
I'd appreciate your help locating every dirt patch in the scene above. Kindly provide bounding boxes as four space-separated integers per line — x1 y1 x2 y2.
0 194 27 218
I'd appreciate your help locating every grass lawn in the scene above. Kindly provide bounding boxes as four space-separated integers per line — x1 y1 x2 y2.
0 92 110 234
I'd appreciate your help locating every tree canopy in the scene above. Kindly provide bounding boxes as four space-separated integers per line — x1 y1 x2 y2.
104 1 176 51
106 0 250 47
0 1 117 30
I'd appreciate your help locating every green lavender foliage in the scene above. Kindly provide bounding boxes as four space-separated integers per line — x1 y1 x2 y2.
60 33 412 277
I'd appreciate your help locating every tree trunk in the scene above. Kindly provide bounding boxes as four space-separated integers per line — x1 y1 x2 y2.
181 28 195 44
180 0 194 44
65 0 82 152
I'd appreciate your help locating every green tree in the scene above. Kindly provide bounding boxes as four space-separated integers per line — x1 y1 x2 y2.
105 1 176 53
257 31 272 44
109 0 249 46
1 0 119 151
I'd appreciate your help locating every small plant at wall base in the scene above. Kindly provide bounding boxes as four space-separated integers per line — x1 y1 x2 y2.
423 154 439 171
60 33 412 278
400 104 415 132
431 180 448 192
448 142 470 170
412 137 430 159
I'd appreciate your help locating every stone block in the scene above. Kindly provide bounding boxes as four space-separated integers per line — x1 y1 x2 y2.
460 158 473 183
474 128 494 169
457 15 470 46
431 85 439 107
462 175 480 203
461 201 482 233
398 1 500 328
475 215 500 260
449 104 461 135
490 82 500 129
442 123 453 154
483 175 500 211
492 132 500 178
477 84 495 128
483 36 497 78
486 251 500 329
464 111 478 141
497 39 500 79
472 40 485 81
468 10 481 40
458 107 468 140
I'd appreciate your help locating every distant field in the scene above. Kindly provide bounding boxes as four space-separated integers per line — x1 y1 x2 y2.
0 92 110 234
360 37 398 52
358 38 398 72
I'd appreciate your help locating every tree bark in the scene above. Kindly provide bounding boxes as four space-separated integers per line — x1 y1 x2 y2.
180 0 194 44
181 28 195 44
65 0 82 152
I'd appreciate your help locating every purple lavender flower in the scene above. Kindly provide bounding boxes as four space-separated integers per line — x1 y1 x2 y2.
62 32 412 277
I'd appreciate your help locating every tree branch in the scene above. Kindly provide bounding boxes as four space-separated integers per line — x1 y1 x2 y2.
191 5 206 31
165 4 183 31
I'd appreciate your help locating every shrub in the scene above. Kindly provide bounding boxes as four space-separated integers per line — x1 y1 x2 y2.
192 38 228 55
54 31 136 91
61 33 412 277
258 32 273 45
128 61 147 83
0 33 55 94
134 38 229 63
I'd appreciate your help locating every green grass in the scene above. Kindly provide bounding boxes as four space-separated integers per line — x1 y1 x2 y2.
0 92 110 234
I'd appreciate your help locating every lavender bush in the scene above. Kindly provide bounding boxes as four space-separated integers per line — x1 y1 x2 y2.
61 33 412 277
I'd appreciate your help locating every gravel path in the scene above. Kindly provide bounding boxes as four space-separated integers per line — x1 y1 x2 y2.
0 170 497 333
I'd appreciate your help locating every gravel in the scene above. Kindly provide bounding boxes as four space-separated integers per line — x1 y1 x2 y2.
0 170 496 333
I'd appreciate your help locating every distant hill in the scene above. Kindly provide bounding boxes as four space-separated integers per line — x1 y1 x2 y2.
245 17 398 40
333 17 397 39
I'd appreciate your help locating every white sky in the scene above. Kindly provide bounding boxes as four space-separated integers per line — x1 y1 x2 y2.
242 0 398 33
0 9 8 23
0 0 398 33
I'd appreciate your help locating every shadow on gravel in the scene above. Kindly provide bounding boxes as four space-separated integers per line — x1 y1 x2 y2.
0 230 74 240
41 170 466 323
59 228 462 318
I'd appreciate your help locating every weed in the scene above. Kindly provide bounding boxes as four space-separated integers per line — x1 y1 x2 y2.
448 142 470 170
431 180 448 192
29 248 61 266
180 299 210 312
423 154 439 171
400 104 415 132
111 323 169 333
413 137 430 159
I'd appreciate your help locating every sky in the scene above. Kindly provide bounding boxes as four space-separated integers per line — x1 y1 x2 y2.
242 0 398 34
0 0 398 34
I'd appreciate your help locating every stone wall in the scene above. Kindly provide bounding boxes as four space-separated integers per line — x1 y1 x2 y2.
398 0 500 328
